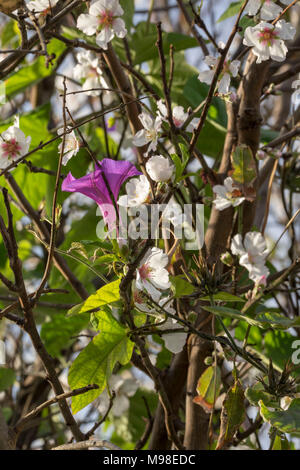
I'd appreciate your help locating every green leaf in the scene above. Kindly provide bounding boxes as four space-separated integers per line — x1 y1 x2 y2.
193 366 221 413
61 26 97 46
170 276 195 298
179 143 190 167
170 153 183 182
260 128 279 144
245 382 279 408
255 311 300 330
272 434 290 450
218 1 244 22
235 322 263 350
67 303 85 317
95 127 118 156
231 145 257 184
41 313 90 357
200 292 245 303
79 279 121 314
216 378 245 449
128 389 158 444
130 22 200 65
119 0 134 30
93 254 118 266
202 305 261 327
259 398 300 437
265 330 297 370
1 20 19 47
239 16 256 35
183 75 227 126
148 51 198 111
170 145 190 183
0 368 15 391
197 119 226 159
0 242 6 268
4 39 66 99
205 305 300 330
68 311 134 413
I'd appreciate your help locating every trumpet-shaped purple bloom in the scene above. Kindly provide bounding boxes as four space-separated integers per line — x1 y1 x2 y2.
62 158 141 230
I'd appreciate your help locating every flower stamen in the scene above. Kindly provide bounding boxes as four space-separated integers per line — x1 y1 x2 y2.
98 10 114 28
258 27 279 46
1 138 22 159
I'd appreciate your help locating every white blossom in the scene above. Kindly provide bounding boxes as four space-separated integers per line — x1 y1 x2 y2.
162 197 186 228
0 117 31 170
157 99 199 132
73 51 111 99
157 298 187 354
134 292 187 354
146 155 174 183
280 395 300 411
57 127 80 166
231 231 270 283
243 20 296 64
133 287 160 314
27 0 58 19
118 175 150 207
212 177 245 211
97 372 138 417
133 113 162 154
77 0 127 50
245 0 290 21
198 52 240 95
136 247 170 299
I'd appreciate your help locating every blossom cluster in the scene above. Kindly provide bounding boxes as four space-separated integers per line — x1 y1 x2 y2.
231 231 270 285
198 43 240 96
77 0 127 50
133 98 199 156
245 0 291 21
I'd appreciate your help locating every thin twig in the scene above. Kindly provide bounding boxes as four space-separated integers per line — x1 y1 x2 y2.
52 438 121 451
15 385 100 434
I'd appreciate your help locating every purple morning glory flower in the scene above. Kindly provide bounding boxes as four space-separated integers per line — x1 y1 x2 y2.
62 158 141 230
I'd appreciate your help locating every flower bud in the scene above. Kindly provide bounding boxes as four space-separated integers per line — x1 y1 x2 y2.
204 356 213 366
220 251 234 267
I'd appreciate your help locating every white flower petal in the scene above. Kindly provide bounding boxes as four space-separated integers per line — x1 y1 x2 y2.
160 318 187 354
231 234 244 256
245 0 261 16
96 27 115 49
146 155 174 182
277 20 296 41
198 69 215 85
133 129 148 147
113 18 127 38
261 1 282 21
218 74 231 94
77 14 98 36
